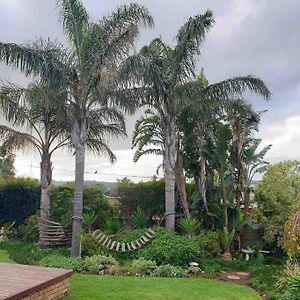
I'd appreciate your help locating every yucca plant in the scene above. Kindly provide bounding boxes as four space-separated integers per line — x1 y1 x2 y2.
83 211 98 233
178 217 200 240
102 218 123 234
218 226 236 260
0 221 15 241
132 207 148 229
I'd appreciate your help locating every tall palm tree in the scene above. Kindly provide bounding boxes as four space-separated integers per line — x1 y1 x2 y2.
0 0 153 256
132 109 190 217
123 11 270 230
0 81 126 229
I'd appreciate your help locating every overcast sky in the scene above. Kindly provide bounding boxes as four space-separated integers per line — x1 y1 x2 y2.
0 0 299 182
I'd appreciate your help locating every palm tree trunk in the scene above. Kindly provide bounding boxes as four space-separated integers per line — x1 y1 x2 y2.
164 120 177 231
220 168 229 231
175 153 189 218
243 190 251 218
199 156 208 212
71 116 87 257
40 151 52 221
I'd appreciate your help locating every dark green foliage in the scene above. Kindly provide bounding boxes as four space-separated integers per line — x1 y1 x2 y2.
0 178 40 226
0 241 68 265
17 214 39 242
132 207 148 229
40 255 85 272
0 146 14 179
115 178 165 221
80 232 106 257
138 227 198 266
194 231 221 258
102 218 123 234
51 184 116 228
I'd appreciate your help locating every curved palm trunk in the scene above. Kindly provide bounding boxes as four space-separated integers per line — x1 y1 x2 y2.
175 153 189 218
71 116 87 257
40 151 52 220
164 120 177 231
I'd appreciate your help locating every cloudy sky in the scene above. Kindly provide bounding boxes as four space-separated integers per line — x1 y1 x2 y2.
0 0 299 182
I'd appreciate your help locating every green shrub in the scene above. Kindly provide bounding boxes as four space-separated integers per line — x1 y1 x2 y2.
40 255 85 272
81 233 106 257
131 258 156 276
178 217 200 239
282 276 300 300
139 227 198 266
102 218 123 234
0 178 40 226
0 241 68 265
152 264 187 277
132 208 148 229
84 255 118 274
18 214 39 242
276 260 300 291
194 231 221 258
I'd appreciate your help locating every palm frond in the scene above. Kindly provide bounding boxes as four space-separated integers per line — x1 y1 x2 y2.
204 76 271 101
133 148 163 162
0 125 41 152
57 0 88 56
0 40 69 85
86 138 116 163
173 10 215 82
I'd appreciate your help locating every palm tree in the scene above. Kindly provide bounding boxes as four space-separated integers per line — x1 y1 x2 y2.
0 81 126 229
0 82 69 221
243 139 271 217
0 0 153 256
123 11 270 230
132 109 190 217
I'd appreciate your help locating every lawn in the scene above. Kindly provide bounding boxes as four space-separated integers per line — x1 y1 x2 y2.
65 274 261 300
0 249 261 300
0 249 13 263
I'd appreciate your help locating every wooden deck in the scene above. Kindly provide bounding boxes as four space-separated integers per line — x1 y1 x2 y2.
0 263 72 300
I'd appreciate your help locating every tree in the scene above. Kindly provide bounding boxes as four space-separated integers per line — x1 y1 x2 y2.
122 11 270 230
0 82 69 221
0 81 125 231
243 139 270 217
254 161 300 247
132 109 190 217
0 0 153 256
0 145 14 180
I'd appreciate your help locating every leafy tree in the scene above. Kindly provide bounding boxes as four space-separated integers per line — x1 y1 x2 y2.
123 11 270 230
0 145 15 179
0 0 153 256
254 161 300 246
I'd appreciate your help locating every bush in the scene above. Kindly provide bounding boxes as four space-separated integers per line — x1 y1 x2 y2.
84 255 118 274
132 208 148 229
51 184 116 228
139 227 198 266
194 231 221 258
0 178 40 226
152 264 187 277
276 260 300 291
40 255 85 272
0 241 68 265
282 276 300 300
81 233 106 257
178 217 200 239
131 258 156 276
114 178 165 221
102 218 123 234
18 214 39 242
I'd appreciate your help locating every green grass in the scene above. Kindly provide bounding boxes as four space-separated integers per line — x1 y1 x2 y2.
65 274 261 300
0 245 261 299
0 249 13 263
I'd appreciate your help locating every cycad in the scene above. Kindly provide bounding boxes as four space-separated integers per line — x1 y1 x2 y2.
178 217 200 239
